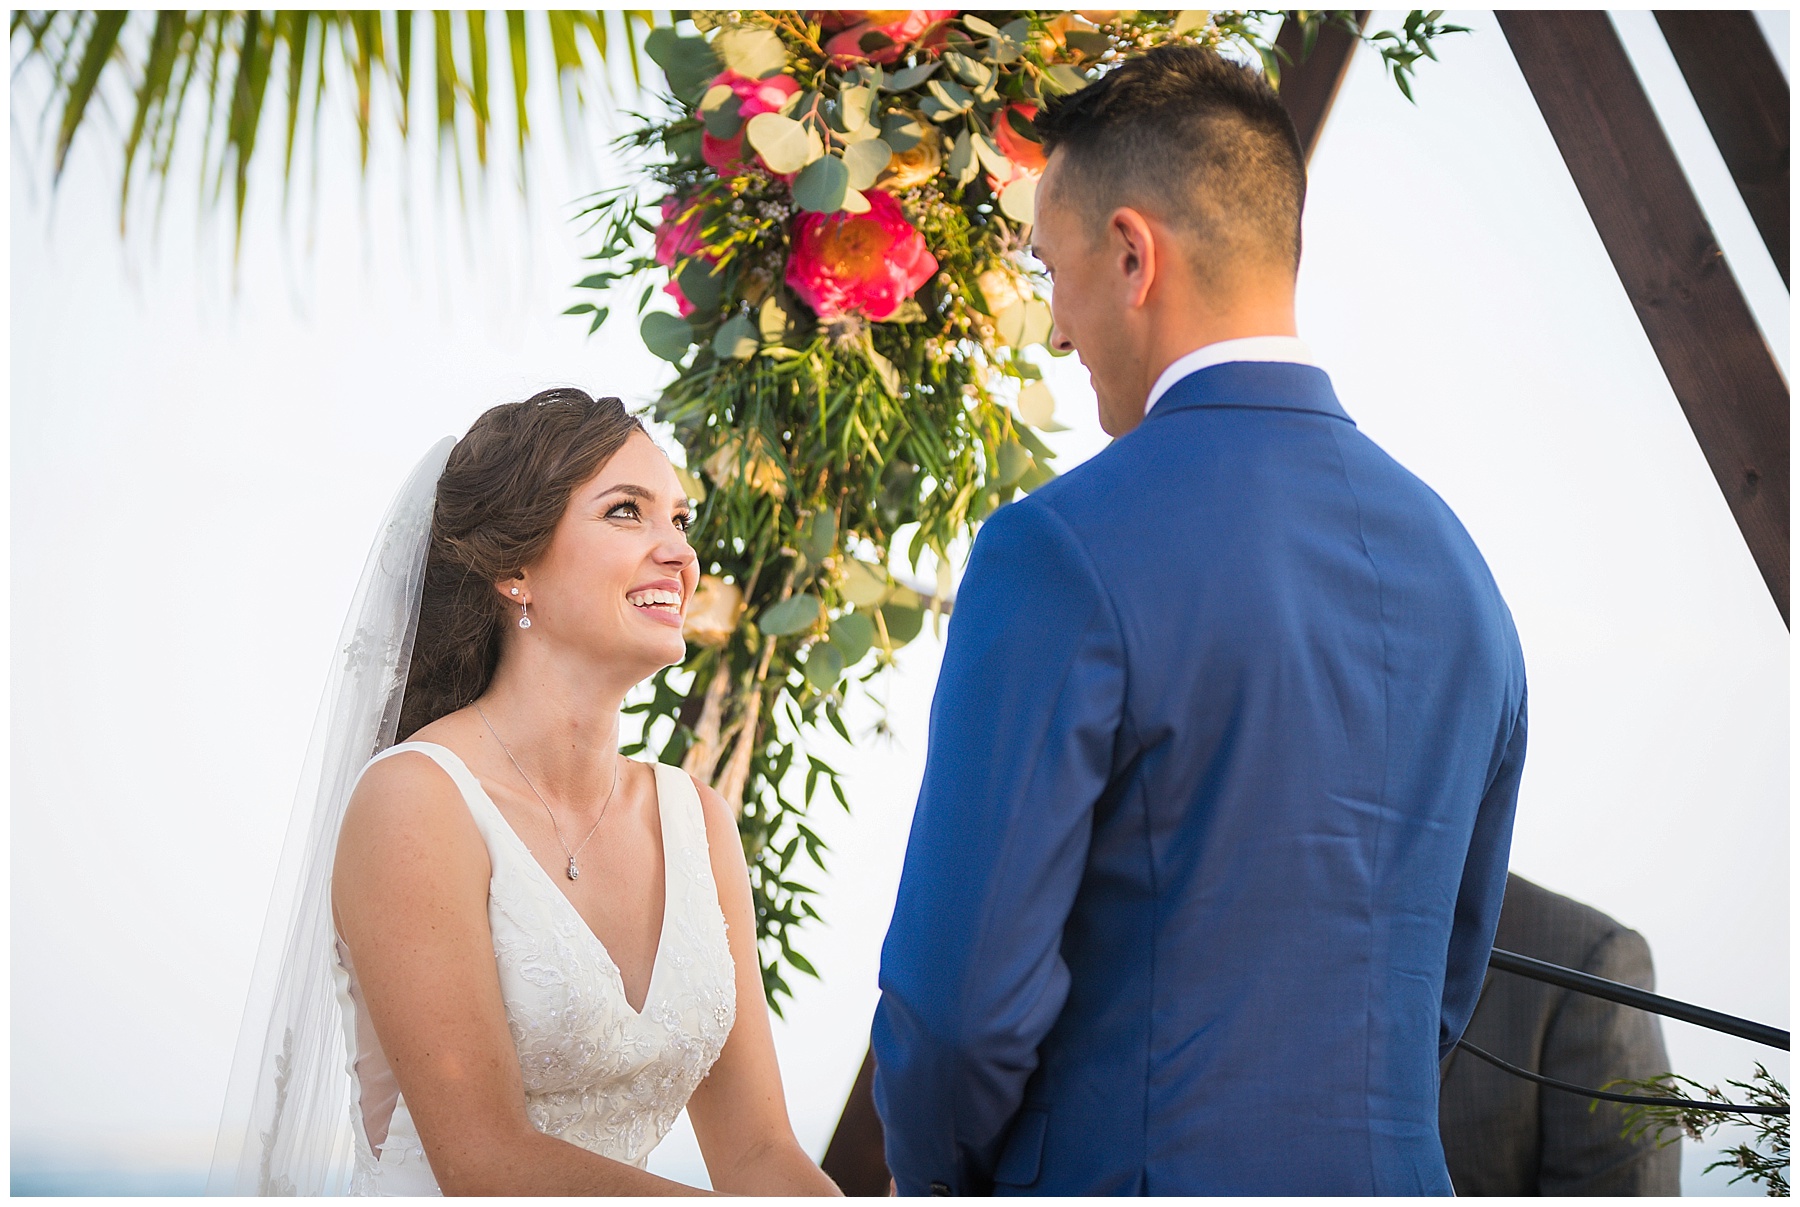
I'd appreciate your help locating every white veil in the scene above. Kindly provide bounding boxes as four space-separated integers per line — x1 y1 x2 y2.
208 437 455 1195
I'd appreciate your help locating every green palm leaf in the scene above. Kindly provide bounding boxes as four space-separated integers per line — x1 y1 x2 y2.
12 9 665 250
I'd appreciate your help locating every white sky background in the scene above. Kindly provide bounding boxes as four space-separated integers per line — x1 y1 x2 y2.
9 10 1789 1195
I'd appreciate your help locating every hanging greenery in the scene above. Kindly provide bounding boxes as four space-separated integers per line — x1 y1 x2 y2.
573 9 1464 1009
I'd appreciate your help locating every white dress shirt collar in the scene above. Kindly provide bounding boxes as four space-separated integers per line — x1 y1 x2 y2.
1144 336 1316 415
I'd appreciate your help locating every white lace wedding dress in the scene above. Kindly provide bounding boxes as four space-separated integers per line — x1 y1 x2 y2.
331 742 737 1195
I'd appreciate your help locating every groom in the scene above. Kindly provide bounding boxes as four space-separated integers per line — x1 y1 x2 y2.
872 47 1527 1195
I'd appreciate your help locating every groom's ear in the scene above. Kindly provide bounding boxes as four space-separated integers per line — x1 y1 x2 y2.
1109 206 1158 308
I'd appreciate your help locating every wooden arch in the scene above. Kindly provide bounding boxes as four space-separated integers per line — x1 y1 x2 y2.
820 11 1791 1193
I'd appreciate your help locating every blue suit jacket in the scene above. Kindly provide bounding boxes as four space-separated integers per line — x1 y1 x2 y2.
872 363 1526 1196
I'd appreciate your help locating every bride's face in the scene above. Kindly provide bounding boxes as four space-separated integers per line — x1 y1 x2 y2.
509 430 699 679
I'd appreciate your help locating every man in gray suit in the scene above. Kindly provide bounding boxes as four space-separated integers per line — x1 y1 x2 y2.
1439 874 1681 1195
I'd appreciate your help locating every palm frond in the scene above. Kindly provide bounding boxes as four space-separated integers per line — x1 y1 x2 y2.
12 9 665 249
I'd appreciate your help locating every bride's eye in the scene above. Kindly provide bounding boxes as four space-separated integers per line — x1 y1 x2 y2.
674 511 694 533
606 501 641 522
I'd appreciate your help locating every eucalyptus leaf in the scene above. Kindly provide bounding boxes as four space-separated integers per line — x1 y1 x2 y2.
839 559 890 607
666 125 704 166
791 153 850 213
843 137 892 190
865 341 902 396
798 509 837 564
880 600 925 646
841 188 872 214
677 258 725 313
827 611 875 667
713 313 758 360
878 297 928 324
990 18 1029 63
641 311 694 362
962 14 1000 37
944 52 995 91
1041 64 1089 96
1018 460 1058 492
1018 381 1068 431
745 112 810 174
839 84 874 132
995 438 1032 486
880 110 927 152
999 174 1038 224
880 60 939 92
758 293 794 343
715 27 787 79
803 642 846 692
947 128 977 185
761 593 824 637
972 132 1011 177
1064 29 1111 58
1174 10 1212 34
645 30 722 103
925 77 974 114
699 85 742 138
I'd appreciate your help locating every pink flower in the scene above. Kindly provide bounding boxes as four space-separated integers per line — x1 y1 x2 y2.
785 189 939 320
655 195 712 316
700 70 801 174
822 10 956 65
989 102 1047 190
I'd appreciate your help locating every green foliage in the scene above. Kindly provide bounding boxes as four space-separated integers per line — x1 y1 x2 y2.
1608 1065 1789 1196
576 6 1481 1008
11 10 663 250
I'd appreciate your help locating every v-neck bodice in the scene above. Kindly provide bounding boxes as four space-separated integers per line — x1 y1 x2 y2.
331 742 737 1196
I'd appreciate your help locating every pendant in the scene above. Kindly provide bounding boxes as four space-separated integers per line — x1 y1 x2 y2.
567 858 580 881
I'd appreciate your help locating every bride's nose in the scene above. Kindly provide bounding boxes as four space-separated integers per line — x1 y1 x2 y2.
655 523 698 573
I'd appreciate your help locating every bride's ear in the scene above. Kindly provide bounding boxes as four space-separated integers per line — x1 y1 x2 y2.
495 574 528 606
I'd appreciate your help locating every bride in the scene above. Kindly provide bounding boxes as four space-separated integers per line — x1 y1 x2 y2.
210 389 842 1196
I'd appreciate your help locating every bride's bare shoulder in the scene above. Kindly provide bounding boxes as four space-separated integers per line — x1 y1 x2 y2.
338 731 487 882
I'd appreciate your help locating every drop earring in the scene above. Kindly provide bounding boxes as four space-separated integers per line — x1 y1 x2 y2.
518 602 532 629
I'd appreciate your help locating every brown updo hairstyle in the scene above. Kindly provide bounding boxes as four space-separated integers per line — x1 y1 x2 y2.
398 388 646 738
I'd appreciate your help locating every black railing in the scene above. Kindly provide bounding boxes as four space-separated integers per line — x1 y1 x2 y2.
1461 947 1789 1117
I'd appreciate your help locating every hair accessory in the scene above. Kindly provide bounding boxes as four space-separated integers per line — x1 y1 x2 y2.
519 603 532 629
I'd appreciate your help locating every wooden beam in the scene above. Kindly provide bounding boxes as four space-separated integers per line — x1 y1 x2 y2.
1275 11 1371 163
1652 11 1789 287
1497 11 1789 625
820 1048 889 1195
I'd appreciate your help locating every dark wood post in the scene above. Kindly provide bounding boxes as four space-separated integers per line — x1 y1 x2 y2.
1275 11 1371 163
1652 11 1789 286
1497 11 1789 625
819 1048 888 1195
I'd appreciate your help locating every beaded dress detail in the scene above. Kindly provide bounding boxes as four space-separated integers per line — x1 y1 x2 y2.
330 742 737 1196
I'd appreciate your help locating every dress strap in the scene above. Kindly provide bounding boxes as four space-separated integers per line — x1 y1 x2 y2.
651 763 710 857
360 740 516 849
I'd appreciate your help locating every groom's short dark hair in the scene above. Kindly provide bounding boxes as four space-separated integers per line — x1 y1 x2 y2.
1034 46 1306 280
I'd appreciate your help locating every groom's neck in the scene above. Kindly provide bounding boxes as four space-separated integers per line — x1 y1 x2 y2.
1139 280 1300 397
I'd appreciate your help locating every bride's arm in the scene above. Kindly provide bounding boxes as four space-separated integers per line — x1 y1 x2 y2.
333 752 707 1196
684 778 845 1196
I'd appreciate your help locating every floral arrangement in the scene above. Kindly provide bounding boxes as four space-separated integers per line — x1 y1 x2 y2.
570 9 1461 1006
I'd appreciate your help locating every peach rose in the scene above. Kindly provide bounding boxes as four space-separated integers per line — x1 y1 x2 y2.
990 102 1048 190
822 10 955 65
877 120 942 191
785 189 938 320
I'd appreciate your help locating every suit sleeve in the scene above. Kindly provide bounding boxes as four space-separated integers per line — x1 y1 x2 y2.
871 498 1125 1196
1440 687 1528 1058
1538 928 1682 1195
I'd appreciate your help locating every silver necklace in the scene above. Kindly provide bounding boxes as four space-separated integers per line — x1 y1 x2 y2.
475 702 619 881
